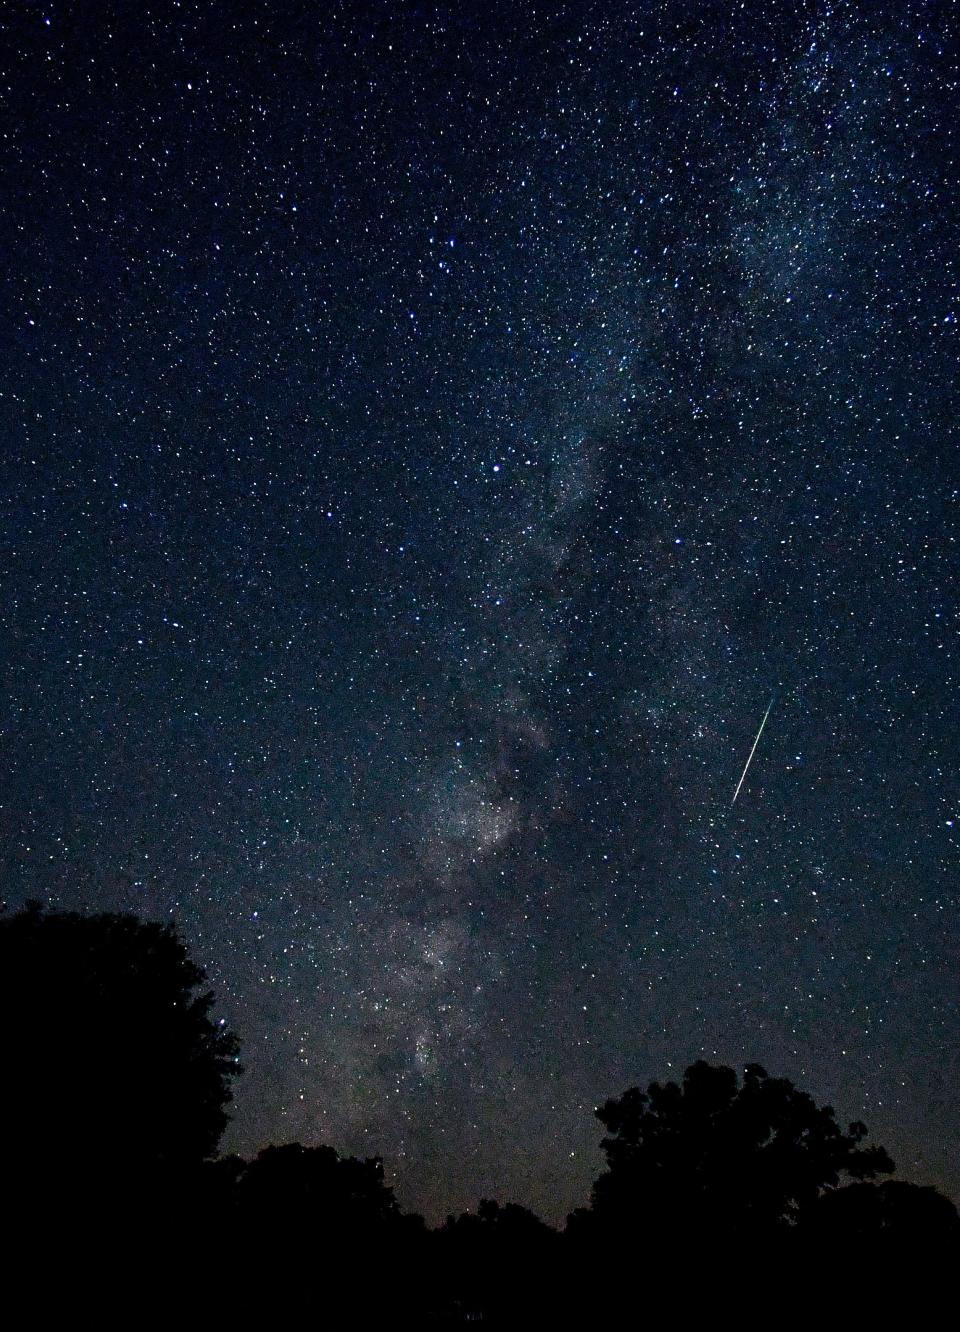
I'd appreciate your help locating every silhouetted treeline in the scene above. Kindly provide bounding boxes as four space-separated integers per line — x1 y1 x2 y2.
2 904 956 1318
0 900 240 1236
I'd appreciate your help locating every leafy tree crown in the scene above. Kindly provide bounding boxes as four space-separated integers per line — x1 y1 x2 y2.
0 902 241 1173
590 1060 893 1230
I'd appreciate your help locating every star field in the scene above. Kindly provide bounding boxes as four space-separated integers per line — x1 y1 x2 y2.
0 0 957 1223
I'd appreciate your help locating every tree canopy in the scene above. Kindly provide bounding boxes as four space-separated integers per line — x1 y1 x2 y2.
227 1142 406 1235
0 901 240 1213
2 902 956 1300
572 1060 896 1243
804 1178 960 1242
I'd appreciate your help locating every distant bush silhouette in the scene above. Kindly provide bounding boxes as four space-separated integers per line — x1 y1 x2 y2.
0 901 239 1227
435 1200 561 1322
226 1142 410 1235
198 1142 429 1313
569 1060 897 1247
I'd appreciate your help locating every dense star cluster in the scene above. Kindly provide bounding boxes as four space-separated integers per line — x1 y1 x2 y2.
0 1 956 1223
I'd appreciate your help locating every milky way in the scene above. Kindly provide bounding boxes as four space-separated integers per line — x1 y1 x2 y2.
1 1 956 1222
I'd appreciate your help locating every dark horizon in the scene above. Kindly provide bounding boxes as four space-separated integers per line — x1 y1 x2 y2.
0 0 957 1227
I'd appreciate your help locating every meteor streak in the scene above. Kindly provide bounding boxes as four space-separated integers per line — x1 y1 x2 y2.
731 697 774 806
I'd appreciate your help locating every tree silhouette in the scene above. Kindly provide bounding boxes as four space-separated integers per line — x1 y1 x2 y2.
200 1143 430 1313
802 1179 960 1243
436 1200 560 1322
0 902 240 1226
229 1142 407 1236
571 1060 895 1247
5 898 955 1289
440 1197 557 1250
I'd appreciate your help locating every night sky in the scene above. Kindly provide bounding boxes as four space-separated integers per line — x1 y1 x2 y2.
1 0 957 1224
